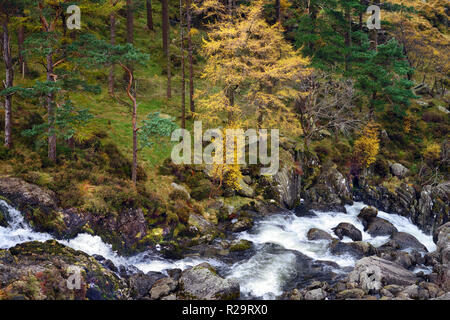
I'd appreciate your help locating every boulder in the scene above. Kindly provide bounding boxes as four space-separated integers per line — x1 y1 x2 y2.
304 288 326 300
128 271 166 300
307 228 333 241
150 277 178 300
304 162 353 212
390 163 410 178
188 213 216 235
332 223 362 241
380 232 428 253
178 263 240 300
366 217 398 237
0 201 9 227
336 288 365 299
170 182 191 200
329 240 377 259
348 256 419 291
236 177 255 198
0 240 129 300
0 177 57 212
358 206 378 225
229 217 253 233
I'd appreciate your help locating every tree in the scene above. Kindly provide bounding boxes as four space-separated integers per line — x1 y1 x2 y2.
187 0 194 112
352 37 416 116
353 121 380 169
69 34 162 185
146 0 154 30
295 71 364 148
179 0 186 128
161 0 171 98
198 0 310 135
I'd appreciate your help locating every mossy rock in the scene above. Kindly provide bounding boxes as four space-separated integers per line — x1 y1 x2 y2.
229 239 252 252
191 179 213 201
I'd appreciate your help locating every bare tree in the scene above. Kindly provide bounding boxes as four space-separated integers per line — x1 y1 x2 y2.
295 72 365 149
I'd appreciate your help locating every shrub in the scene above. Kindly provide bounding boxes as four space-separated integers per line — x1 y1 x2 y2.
353 122 380 168
422 142 441 165
422 111 446 123
373 157 390 177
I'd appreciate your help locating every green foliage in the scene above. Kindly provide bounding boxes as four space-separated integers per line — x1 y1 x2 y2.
139 112 178 150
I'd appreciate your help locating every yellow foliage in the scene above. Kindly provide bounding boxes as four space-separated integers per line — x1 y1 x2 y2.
353 121 380 168
198 0 310 135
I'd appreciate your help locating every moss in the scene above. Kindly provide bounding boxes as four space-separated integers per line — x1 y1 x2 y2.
229 239 252 252
190 179 213 201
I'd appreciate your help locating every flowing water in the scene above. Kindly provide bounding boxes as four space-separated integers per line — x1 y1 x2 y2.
0 200 435 299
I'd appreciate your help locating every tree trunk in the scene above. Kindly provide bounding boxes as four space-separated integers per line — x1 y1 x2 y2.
146 0 154 30
109 10 116 95
162 0 169 56
275 0 281 24
120 63 138 185
125 0 134 83
187 0 194 112
46 53 56 162
17 19 28 78
344 6 352 72
180 0 186 128
2 20 13 148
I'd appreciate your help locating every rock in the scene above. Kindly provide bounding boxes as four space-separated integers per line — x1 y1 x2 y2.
178 263 240 300
432 222 450 291
170 182 191 200
150 277 178 300
229 239 252 252
381 232 428 253
437 105 449 114
358 206 378 225
304 288 326 300
236 177 255 198
0 201 9 227
366 217 398 237
432 292 450 300
0 240 129 300
379 250 419 269
128 271 165 300
336 288 365 299
188 213 216 235
390 163 410 178
348 256 419 291
329 240 377 259
242 175 252 185
0 177 57 212
229 217 253 233
307 228 333 241
304 162 353 212
332 223 362 241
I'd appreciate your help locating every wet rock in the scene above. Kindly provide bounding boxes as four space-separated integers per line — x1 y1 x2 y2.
166 268 182 282
150 277 178 300
307 228 333 241
304 288 326 300
390 163 410 178
358 206 378 225
304 162 353 213
379 250 419 269
229 217 253 233
332 223 362 241
348 256 418 291
380 232 428 253
432 292 450 300
0 240 129 300
329 240 377 259
0 201 9 227
336 288 365 300
229 239 252 252
178 263 240 300
128 271 166 300
271 149 302 209
366 217 398 237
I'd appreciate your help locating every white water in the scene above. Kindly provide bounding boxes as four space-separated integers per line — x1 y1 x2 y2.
0 200 436 299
